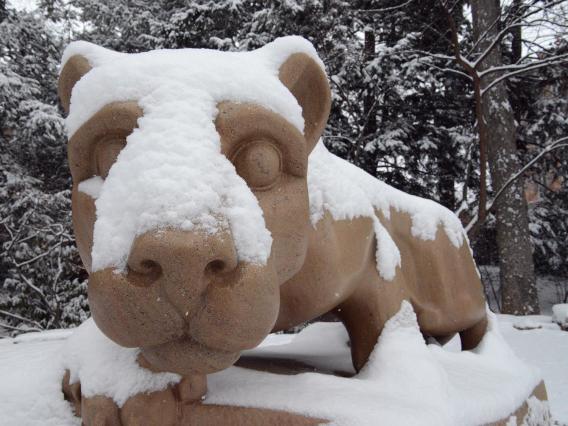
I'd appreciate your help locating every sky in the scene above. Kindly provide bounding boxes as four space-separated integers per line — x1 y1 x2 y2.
7 0 37 12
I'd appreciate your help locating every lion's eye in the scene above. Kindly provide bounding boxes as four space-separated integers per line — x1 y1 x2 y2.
233 141 282 190
95 137 126 179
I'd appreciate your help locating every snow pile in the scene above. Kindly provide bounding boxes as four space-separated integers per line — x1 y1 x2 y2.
512 316 544 330
63 36 322 272
0 305 560 426
308 142 467 280
552 304 568 328
61 318 181 406
207 303 543 426
496 314 567 423
0 338 78 426
11 328 73 343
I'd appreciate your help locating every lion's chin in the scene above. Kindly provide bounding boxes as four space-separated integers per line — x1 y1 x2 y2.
140 335 241 376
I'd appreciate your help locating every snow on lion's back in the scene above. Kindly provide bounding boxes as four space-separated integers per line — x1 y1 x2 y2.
308 141 466 280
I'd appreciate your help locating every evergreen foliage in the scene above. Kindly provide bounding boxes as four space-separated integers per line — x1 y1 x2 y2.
0 5 88 333
0 0 566 332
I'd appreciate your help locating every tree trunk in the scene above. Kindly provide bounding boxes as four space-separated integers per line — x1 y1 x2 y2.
511 0 523 64
0 0 6 24
438 151 455 211
471 0 539 314
362 29 377 137
510 0 526 135
351 29 377 167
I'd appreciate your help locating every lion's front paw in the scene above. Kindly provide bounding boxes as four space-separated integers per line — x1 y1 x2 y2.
81 395 121 426
120 386 179 426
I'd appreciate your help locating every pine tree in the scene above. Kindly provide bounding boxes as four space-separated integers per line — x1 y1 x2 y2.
334 1 476 207
0 6 88 333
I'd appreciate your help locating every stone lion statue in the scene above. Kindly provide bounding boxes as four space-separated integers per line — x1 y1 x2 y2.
58 36 488 425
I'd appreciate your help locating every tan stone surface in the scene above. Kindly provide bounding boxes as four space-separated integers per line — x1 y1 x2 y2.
486 381 549 426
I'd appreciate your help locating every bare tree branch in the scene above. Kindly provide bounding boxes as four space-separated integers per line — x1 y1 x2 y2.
0 309 43 329
480 52 568 77
13 241 63 268
357 0 415 13
0 321 42 333
481 55 568 96
486 138 568 213
466 137 568 234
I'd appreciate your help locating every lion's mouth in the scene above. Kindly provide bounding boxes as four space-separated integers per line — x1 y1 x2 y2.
140 334 241 376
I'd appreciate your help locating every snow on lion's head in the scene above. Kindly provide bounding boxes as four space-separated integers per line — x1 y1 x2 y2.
59 36 331 375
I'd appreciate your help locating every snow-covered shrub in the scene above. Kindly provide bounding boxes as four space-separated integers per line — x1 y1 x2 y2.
552 304 568 330
0 7 88 335
0 156 89 334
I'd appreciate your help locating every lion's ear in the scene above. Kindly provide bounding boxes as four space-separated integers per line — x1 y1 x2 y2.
278 52 331 153
58 55 92 114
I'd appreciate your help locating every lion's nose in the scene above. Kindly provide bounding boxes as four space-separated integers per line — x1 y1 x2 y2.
126 229 238 295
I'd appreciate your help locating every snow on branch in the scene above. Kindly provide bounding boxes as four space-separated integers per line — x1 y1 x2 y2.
480 53 568 96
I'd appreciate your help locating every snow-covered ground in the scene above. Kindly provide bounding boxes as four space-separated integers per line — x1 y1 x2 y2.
497 315 568 424
0 306 566 425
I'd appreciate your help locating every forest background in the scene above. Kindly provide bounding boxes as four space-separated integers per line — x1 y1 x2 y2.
1 0 567 334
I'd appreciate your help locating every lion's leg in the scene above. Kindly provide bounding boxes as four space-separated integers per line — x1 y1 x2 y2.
81 395 121 426
62 370 82 417
335 275 409 372
459 316 488 350
63 369 121 426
